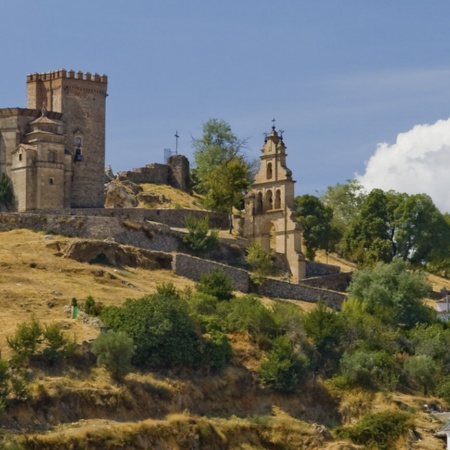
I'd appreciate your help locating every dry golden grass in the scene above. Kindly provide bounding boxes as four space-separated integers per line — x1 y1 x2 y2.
0 228 196 357
137 183 204 210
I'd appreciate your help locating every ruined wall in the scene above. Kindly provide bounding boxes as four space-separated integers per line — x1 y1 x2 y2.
116 155 191 193
299 272 352 293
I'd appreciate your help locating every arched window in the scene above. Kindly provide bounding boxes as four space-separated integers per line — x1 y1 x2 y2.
256 192 263 213
265 190 273 211
275 189 281 209
266 162 273 179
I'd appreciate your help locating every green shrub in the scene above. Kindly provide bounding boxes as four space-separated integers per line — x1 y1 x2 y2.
7 318 75 367
246 240 273 284
92 330 135 382
201 330 232 371
0 172 13 207
339 349 399 390
218 294 278 338
101 294 202 369
336 410 413 450
404 354 439 395
183 215 219 252
196 269 234 301
259 335 308 393
188 291 219 316
83 295 104 316
40 323 76 365
7 316 43 367
0 359 10 411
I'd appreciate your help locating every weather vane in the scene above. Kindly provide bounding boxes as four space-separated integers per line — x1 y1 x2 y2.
271 118 276 130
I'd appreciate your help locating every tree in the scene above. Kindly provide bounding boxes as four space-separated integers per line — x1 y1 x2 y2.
259 335 308 393
347 258 433 328
344 188 393 265
321 179 366 241
246 240 273 284
196 269 234 301
0 173 13 208
294 194 339 260
302 302 345 374
92 330 135 382
183 215 219 253
404 355 439 395
192 119 253 219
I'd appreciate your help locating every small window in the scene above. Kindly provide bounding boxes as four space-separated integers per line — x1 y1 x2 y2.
49 178 54 185
267 162 273 179
48 151 56 163
19 153 22 162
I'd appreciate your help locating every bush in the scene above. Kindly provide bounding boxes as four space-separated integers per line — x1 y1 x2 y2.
7 316 43 367
83 295 104 316
246 240 273 284
336 410 413 450
0 359 10 410
201 330 232 371
259 335 308 393
7 318 75 367
0 172 13 207
40 323 76 365
101 294 202 369
404 354 439 395
339 349 399 390
92 330 135 382
183 215 219 253
196 269 234 301
218 294 278 339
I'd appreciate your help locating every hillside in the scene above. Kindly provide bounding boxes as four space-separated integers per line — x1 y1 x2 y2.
0 182 449 449
0 227 448 449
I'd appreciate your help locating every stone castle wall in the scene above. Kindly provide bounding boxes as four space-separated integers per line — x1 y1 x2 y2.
116 155 190 193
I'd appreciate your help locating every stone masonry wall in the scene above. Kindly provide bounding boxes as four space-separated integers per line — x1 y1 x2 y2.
37 208 229 229
305 260 341 277
173 253 346 309
173 253 250 293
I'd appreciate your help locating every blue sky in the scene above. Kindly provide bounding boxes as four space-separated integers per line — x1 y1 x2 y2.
2 1 450 207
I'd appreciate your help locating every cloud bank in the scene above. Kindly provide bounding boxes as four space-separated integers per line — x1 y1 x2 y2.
357 117 450 213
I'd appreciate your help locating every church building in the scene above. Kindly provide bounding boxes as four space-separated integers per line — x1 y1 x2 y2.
243 125 306 281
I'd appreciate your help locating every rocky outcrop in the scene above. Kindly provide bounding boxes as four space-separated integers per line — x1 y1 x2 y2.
63 239 173 269
104 180 142 208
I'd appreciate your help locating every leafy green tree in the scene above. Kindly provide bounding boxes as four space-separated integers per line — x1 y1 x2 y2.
192 119 253 220
294 194 340 260
404 354 439 395
302 302 345 374
259 335 308 393
321 179 366 241
408 323 450 366
344 188 393 264
101 294 202 369
348 259 433 328
246 240 273 284
196 269 234 301
183 215 219 253
201 157 251 214
201 330 232 371
0 173 13 207
339 349 399 390
92 330 135 382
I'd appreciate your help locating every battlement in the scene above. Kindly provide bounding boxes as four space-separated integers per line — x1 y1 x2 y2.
27 69 107 83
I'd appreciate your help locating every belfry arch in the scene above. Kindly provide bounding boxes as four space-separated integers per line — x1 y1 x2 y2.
243 125 305 282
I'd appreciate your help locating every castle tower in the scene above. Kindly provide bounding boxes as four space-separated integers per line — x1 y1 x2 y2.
26 70 108 207
243 126 305 282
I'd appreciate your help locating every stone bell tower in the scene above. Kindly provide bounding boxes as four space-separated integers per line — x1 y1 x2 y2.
243 125 305 282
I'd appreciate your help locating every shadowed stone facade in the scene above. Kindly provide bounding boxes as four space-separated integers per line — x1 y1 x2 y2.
243 126 306 282
0 69 108 211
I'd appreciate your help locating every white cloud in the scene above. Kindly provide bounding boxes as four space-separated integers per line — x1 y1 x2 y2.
356 117 450 213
